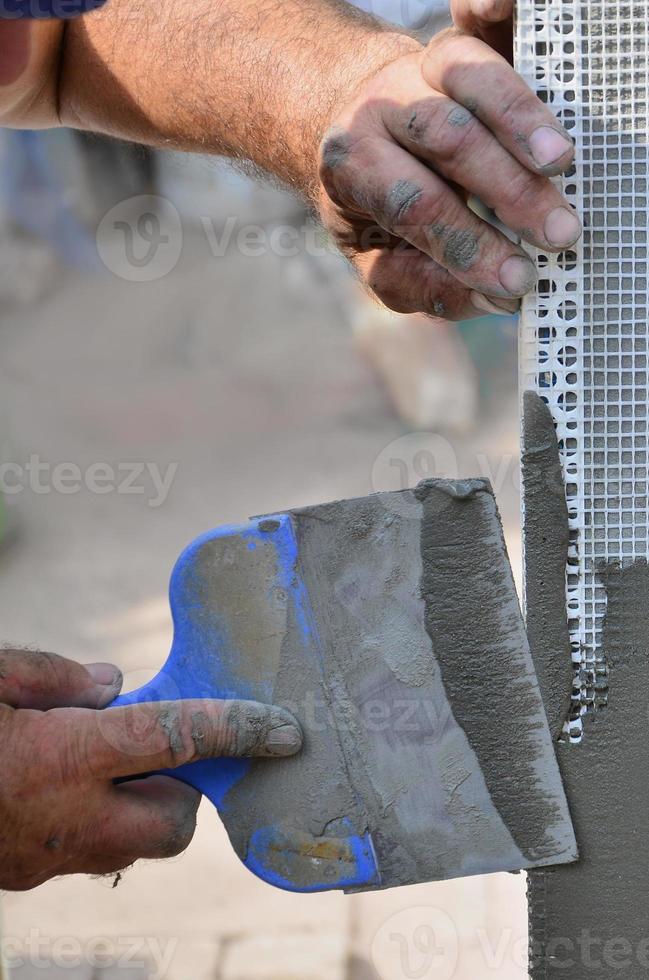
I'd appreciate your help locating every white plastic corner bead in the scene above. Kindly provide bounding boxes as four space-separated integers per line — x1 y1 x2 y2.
517 1 649 740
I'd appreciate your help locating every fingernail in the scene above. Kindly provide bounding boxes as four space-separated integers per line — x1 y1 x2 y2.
470 291 521 316
87 662 122 687
264 721 303 757
544 206 582 247
529 126 573 169
230 702 304 756
499 255 538 296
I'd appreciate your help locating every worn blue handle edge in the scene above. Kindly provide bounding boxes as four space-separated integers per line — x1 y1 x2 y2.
111 515 379 893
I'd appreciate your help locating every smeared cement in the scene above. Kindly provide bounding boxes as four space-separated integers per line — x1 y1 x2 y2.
428 224 480 271
206 482 575 890
522 392 574 740
448 106 474 127
416 479 574 864
385 179 423 224
523 392 649 978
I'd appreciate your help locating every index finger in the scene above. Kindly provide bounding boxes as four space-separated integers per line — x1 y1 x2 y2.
423 32 575 177
48 699 303 780
0 648 123 710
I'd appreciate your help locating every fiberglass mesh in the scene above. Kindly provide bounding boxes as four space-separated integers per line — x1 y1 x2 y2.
517 1 649 739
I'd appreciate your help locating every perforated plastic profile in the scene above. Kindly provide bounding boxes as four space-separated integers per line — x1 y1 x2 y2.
517 1 649 741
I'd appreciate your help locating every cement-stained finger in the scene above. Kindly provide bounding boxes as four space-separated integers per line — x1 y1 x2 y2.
377 69 581 252
320 131 538 298
43 698 303 780
353 246 520 321
423 32 575 177
0 648 123 710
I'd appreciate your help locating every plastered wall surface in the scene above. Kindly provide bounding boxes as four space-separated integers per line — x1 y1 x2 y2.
518 2 649 976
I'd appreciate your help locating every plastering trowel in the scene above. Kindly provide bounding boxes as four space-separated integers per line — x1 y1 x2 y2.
113 479 576 892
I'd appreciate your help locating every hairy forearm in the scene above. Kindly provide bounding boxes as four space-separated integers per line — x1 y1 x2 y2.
58 0 419 201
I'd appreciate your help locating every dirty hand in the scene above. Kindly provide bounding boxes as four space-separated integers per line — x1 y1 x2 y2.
0 648 302 890
450 0 514 59
318 26 580 321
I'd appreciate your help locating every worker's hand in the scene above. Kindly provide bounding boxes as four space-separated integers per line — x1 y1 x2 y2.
318 27 579 322
0 648 302 891
450 0 514 60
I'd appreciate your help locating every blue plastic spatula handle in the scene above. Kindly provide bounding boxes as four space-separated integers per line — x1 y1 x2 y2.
110 516 379 893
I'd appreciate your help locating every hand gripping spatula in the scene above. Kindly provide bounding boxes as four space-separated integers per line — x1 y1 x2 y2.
113 479 576 892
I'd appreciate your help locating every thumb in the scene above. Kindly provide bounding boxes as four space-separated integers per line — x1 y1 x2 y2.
51 697 305 780
0 648 123 710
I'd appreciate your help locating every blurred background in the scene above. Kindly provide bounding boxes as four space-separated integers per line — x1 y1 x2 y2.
0 1 527 977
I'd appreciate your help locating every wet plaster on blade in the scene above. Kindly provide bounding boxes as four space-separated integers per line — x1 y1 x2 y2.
523 393 649 979
216 483 574 891
415 479 576 866
292 489 531 887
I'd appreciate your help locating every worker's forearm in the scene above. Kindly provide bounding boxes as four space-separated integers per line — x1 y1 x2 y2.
59 0 420 202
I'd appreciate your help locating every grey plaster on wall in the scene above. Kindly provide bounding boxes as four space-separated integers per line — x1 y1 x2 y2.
522 391 574 741
528 561 649 978
523 392 649 978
